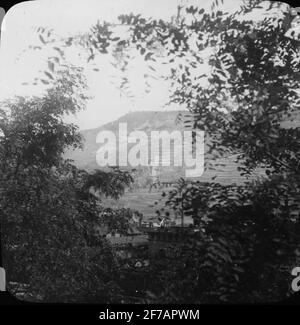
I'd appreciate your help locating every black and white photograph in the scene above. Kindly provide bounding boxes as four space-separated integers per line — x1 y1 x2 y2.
0 0 300 306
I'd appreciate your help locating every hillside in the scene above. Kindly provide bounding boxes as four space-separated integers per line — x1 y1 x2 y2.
65 110 185 172
65 110 265 186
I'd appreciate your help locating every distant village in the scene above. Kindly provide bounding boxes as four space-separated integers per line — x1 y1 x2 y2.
95 193 197 301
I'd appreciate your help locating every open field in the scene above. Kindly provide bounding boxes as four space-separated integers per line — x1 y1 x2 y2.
102 187 193 225
102 188 171 219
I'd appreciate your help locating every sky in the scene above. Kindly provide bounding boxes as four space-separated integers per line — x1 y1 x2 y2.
0 0 275 130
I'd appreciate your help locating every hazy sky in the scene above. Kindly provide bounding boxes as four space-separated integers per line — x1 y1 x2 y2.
0 0 271 130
